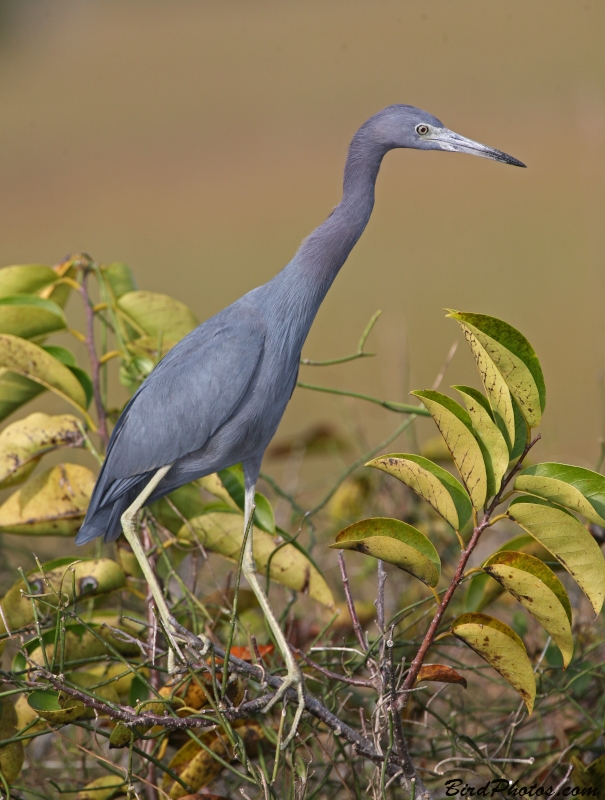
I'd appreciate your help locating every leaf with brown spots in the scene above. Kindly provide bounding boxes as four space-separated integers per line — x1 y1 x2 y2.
330 517 441 587
162 722 264 799
0 334 93 427
0 412 84 488
366 452 472 532
0 463 95 536
483 551 573 667
451 612 536 713
509 496 605 616
453 386 509 496
515 462 605 526
447 311 545 429
411 390 488 510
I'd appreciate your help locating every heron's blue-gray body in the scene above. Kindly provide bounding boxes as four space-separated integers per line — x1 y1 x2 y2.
77 105 523 545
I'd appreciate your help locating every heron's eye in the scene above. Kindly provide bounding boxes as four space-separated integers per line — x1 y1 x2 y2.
416 124 430 136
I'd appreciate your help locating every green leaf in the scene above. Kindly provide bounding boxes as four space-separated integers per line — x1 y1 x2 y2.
447 310 545 428
330 517 440 587
102 261 137 299
117 290 198 343
150 482 209 535
0 463 95 536
366 452 472 532
179 512 335 607
42 344 77 366
0 295 66 339
515 462 605 526
0 696 24 785
510 394 528 460
483 551 573 667
0 334 91 424
453 385 509 496
41 346 94 408
0 264 58 297
218 465 276 533
411 390 487 509
67 365 94 408
508 497 605 615
0 371 46 423
0 412 85 488
27 690 85 725
451 612 536 713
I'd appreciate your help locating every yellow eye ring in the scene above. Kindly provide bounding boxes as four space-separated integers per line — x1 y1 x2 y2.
416 124 429 135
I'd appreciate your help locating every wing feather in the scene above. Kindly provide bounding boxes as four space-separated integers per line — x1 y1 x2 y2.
105 301 266 479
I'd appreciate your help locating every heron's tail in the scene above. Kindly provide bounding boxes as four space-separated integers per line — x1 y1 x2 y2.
75 494 132 545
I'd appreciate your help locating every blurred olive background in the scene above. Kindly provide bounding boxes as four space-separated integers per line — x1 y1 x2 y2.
0 0 604 468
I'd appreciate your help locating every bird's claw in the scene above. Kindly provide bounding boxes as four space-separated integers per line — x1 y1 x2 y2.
263 667 305 748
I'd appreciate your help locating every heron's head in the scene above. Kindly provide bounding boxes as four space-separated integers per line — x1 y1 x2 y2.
374 105 526 167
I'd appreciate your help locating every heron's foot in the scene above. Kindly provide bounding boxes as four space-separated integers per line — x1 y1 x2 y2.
263 663 305 748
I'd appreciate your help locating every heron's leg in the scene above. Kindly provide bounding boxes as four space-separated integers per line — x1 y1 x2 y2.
241 484 305 747
120 465 190 671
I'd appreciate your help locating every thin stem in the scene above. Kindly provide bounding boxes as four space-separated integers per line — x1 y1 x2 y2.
337 551 368 654
290 645 374 688
297 382 430 416
80 267 109 449
300 309 382 366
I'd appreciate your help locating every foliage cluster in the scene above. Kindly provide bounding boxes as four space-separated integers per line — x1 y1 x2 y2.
0 257 604 799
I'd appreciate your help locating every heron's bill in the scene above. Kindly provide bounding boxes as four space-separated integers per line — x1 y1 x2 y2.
435 129 526 167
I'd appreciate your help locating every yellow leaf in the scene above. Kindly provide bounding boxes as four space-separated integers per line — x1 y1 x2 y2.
448 311 544 428
0 463 95 535
366 452 472 531
509 498 605 616
117 290 198 342
330 517 440 587
180 512 334 607
0 334 93 427
451 612 536 713
0 412 84 488
483 551 573 667
411 390 487 510
453 386 509 496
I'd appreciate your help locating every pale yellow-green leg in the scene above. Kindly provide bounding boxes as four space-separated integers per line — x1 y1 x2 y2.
120 464 193 672
242 485 305 747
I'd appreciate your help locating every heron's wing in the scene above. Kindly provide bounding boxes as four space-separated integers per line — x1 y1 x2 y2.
105 302 266 479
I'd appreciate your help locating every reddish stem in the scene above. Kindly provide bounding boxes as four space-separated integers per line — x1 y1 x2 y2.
80 270 109 449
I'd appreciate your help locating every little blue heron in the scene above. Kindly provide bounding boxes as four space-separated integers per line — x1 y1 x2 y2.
76 104 525 742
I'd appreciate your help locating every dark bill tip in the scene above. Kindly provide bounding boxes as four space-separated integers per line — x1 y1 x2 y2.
489 149 527 168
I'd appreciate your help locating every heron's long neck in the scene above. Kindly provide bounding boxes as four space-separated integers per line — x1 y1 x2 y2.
289 129 389 310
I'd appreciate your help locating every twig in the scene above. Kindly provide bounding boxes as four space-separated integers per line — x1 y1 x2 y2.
80 266 109 448
386 634 417 784
290 645 374 688
337 552 368 654
297 382 429 417
300 309 382 366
